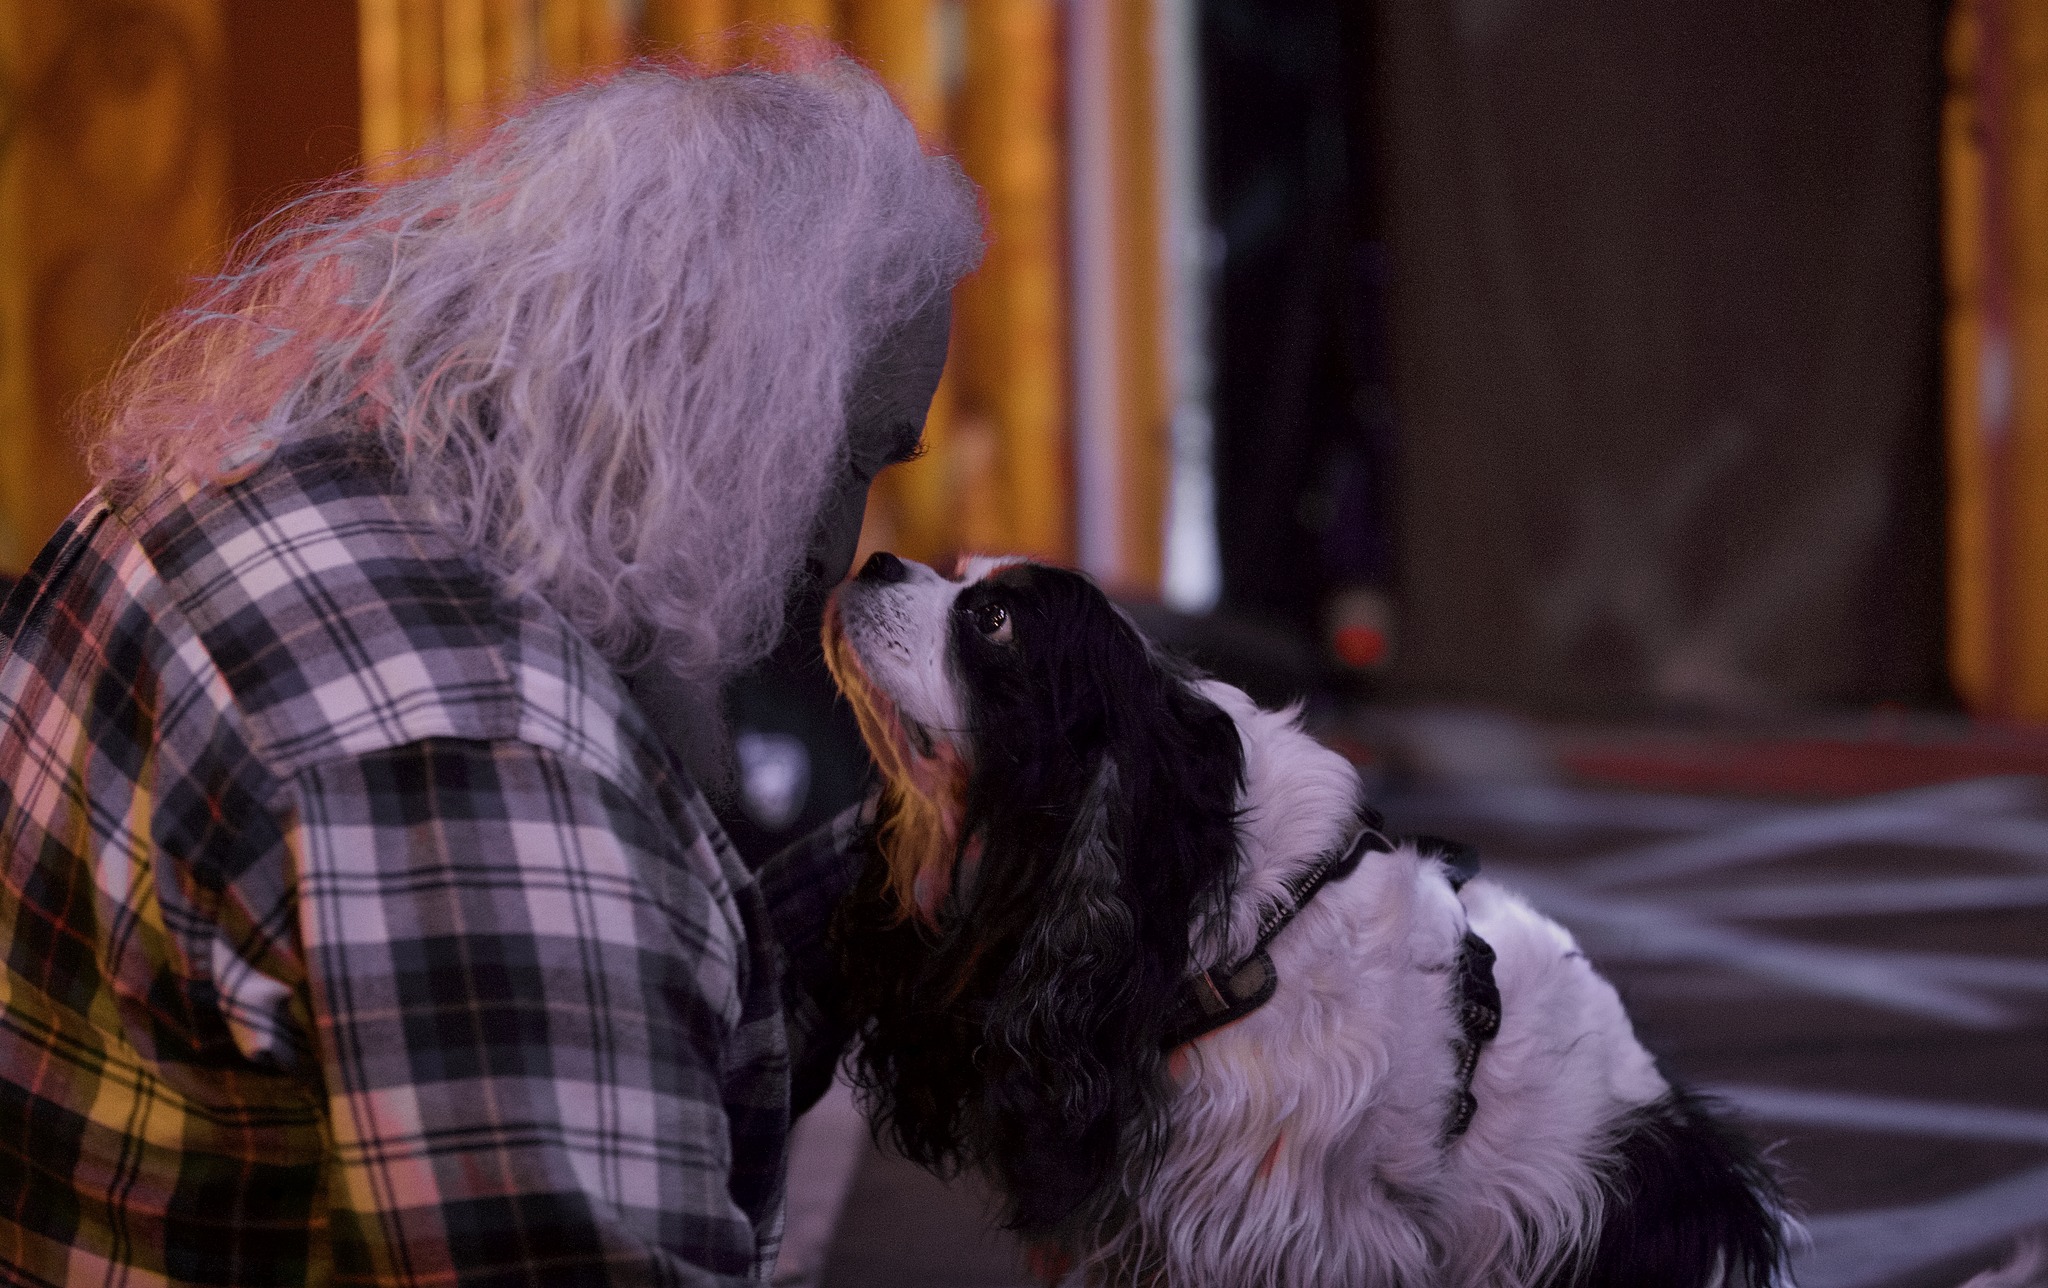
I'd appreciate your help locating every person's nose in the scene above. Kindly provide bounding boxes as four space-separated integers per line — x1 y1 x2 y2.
858 551 910 584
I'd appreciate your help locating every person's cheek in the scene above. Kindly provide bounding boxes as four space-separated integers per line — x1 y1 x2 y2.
806 476 873 591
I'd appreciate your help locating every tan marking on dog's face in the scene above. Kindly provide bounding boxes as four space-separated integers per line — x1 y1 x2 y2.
826 554 1049 921
823 577 971 923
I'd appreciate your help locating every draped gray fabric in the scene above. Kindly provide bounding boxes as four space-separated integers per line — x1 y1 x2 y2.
1379 0 1947 715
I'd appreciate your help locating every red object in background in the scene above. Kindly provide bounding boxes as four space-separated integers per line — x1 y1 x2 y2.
1554 722 2048 798
1333 624 1388 669
1328 586 1393 672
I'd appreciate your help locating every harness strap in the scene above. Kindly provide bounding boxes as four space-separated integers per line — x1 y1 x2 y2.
1442 930 1502 1139
1405 835 1503 1141
1159 823 1504 1144
1159 815 1390 1052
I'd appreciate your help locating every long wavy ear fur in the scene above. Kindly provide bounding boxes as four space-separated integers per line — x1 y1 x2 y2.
974 758 1140 1231
833 567 1245 1244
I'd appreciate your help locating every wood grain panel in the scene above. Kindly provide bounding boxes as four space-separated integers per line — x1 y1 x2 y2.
1946 0 2048 717
0 0 228 569
953 0 1068 562
1111 0 1168 592
642 0 737 65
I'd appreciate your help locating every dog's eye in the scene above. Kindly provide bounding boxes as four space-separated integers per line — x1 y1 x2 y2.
970 601 1013 644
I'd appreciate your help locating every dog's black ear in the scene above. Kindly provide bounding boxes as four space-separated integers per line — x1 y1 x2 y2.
976 758 1141 1231
973 648 1245 1239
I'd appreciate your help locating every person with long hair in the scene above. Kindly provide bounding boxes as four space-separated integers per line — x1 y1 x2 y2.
0 53 980 1284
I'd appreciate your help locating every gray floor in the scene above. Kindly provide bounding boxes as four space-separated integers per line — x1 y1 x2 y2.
808 764 2048 1287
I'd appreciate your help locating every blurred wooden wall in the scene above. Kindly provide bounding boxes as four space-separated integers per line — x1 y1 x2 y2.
0 0 229 571
0 0 359 573
1946 0 2048 718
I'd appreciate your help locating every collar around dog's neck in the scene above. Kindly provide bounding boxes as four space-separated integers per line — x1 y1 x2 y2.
1158 816 1503 1144
1158 814 1392 1053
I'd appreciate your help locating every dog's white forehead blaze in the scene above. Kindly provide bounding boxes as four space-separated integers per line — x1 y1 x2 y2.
821 590 968 923
957 554 1028 583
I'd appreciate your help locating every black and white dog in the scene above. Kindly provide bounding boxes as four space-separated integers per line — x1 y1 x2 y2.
823 552 1790 1287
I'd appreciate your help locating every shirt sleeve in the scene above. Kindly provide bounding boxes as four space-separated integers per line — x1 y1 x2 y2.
288 736 765 1286
753 798 871 1116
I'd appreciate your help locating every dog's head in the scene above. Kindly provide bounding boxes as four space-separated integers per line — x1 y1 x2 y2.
824 552 1245 1239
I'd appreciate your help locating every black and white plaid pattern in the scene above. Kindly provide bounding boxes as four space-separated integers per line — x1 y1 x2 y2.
0 434 860 1285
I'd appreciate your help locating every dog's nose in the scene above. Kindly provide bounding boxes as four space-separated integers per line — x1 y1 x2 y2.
858 551 909 584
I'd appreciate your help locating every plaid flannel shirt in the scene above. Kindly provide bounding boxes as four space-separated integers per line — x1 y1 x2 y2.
0 433 862 1286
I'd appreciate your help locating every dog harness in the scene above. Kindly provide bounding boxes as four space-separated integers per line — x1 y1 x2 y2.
1159 813 1504 1142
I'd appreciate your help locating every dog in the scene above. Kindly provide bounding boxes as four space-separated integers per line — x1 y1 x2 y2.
822 552 1790 1287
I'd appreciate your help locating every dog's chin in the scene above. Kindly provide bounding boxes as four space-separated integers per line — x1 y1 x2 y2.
821 598 953 779
822 594 971 921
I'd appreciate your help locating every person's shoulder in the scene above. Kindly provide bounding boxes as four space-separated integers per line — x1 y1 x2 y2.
134 434 649 788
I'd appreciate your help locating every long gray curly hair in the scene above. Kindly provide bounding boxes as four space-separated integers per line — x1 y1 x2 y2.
91 53 985 680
